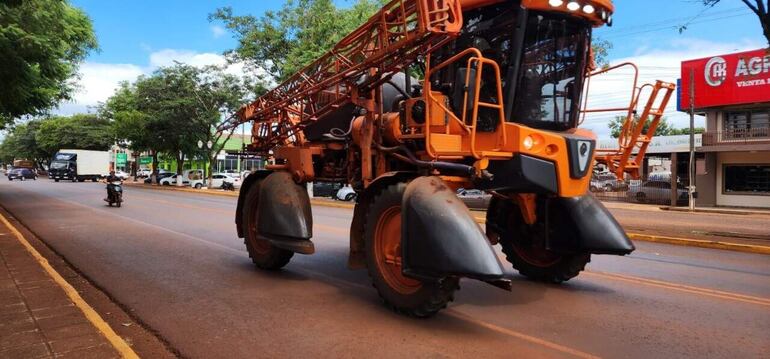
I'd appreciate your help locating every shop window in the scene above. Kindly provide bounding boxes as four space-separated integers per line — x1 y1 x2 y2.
723 165 770 195
724 110 770 139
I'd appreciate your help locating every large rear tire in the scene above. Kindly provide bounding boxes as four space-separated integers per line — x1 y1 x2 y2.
364 181 457 317
487 197 590 283
241 179 294 270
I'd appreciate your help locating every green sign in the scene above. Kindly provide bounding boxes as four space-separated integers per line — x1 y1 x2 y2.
116 153 127 166
139 156 152 165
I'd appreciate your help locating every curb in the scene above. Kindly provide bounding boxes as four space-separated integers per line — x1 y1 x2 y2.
123 182 237 197
625 233 770 255
124 182 770 255
661 206 770 216
0 212 140 359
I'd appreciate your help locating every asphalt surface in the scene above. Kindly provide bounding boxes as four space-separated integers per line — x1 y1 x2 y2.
0 178 768 358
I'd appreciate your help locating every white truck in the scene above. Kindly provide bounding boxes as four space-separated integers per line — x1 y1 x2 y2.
49 149 110 182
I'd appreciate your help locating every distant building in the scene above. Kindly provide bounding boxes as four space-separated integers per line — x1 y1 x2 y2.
680 48 770 208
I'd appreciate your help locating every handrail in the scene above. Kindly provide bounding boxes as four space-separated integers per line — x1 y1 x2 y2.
580 62 640 126
423 47 506 159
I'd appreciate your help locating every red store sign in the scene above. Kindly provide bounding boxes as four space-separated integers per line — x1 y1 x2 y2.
681 48 770 110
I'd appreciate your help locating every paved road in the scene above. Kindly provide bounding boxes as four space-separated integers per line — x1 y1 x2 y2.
0 179 768 358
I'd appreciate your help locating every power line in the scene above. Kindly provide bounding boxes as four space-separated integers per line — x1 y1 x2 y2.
602 13 752 39
602 6 747 34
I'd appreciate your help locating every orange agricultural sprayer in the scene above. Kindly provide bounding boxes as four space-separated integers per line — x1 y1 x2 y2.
224 0 662 317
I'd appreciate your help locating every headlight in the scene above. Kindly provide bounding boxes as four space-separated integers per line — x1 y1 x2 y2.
566 1 580 11
582 4 595 14
523 136 534 150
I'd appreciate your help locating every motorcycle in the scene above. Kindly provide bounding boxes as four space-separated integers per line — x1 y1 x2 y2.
221 180 236 191
105 181 123 207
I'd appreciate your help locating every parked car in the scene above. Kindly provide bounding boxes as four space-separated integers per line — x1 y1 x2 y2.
312 182 342 198
590 173 628 192
159 174 189 186
627 180 688 205
335 185 356 201
136 168 152 178
456 188 491 209
159 170 205 188
210 173 241 189
114 170 129 180
144 171 173 184
7 168 37 181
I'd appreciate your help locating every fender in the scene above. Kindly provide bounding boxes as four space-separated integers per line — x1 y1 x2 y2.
257 171 314 254
235 170 272 238
547 195 634 255
401 177 506 285
348 171 416 270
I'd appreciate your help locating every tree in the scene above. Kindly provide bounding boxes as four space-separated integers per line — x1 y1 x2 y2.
608 115 674 138
131 65 205 181
669 127 705 136
699 1 769 47
101 81 154 178
591 38 613 70
0 0 98 127
209 0 386 81
35 114 113 156
0 114 113 168
186 66 256 187
0 119 51 167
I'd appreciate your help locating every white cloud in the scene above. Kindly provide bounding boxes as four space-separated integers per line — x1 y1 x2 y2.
210 25 226 39
149 49 228 68
55 63 144 115
581 37 763 139
54 49 262 115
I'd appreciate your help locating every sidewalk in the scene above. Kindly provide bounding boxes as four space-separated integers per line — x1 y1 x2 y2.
0 214 134 358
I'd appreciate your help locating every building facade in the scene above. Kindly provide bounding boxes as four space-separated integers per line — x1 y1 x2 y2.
681 48 770 208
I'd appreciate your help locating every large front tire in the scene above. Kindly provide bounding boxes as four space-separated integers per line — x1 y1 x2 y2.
241 179 293 270
364 182 457 317
487 197 590 283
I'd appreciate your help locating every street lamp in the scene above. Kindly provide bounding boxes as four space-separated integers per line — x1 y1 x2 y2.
198 140 213 188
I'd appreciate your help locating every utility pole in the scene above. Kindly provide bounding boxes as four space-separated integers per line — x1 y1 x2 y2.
688 68 696 211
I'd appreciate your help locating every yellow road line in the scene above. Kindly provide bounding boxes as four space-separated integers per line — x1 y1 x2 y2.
294 267 598 359
446 309 600 359
0 212 140 359
584 271 770 307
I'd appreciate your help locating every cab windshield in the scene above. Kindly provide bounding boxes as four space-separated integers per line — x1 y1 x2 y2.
50 161 68 170
510 13 590 131
432 5 590 132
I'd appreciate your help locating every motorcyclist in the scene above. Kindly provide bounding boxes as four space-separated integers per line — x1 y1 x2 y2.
104 170 122 202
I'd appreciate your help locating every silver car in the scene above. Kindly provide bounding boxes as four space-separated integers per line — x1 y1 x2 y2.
627 180 688 205
456 188 491 210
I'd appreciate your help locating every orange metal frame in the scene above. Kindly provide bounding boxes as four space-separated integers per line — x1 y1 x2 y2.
225 0 463 152
582 63 676 179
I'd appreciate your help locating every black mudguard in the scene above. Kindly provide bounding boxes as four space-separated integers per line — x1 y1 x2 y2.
235 170 272 238
401 177 505 282
256 172 314 254
547 195 634 255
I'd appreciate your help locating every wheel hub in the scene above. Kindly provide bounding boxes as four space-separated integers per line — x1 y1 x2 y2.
374 206 421 294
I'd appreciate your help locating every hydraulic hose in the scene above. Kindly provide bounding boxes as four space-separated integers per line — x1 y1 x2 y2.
374 142 475 176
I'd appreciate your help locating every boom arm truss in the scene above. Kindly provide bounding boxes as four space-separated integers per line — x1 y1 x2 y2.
224 0 463 153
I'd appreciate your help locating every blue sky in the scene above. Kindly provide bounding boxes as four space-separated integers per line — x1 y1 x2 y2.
63 0 766 137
